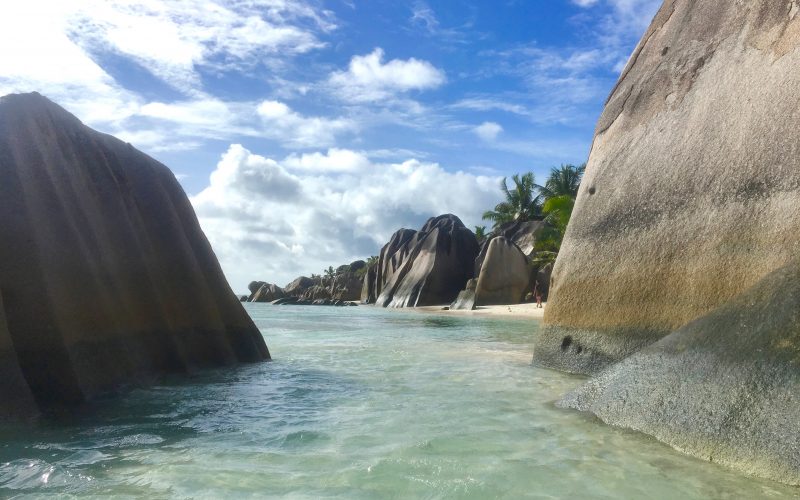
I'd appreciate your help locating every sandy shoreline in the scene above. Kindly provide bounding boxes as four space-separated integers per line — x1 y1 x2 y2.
413 302 545 320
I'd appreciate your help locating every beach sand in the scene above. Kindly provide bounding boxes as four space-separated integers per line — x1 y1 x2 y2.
415 303 545 320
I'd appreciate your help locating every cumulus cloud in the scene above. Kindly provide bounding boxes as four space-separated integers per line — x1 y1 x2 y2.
474 122 503 142
191 145 502 292
0 0 339 151
329 48 446 102
256 100 357 148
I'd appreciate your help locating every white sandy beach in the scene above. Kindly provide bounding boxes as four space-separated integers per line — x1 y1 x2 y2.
415 302 545 320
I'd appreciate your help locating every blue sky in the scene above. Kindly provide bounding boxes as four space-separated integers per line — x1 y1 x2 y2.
0 0 661 291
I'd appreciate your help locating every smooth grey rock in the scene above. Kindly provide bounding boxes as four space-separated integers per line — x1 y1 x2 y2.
537 0 800 374
375 215 479 308
0 93 269 414
559 261 800 486
475 237 530 306
250 283 286 303
284 276 314 296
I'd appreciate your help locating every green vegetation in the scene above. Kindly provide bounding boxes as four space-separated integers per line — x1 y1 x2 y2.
482 164 585 266
474 226 487 243
481 173 545 228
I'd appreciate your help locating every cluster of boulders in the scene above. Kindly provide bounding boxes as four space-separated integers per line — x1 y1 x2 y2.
360 214 551 309
448 219 553 311
245 215 553 312
244 260 366 306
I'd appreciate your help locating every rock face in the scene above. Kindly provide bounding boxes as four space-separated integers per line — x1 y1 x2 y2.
450 279 477 311
285 276 314 296
374 215 479 308
474 237 530 306
0 93 270 414
251 283 286 303
560 261 800 485
534 0 800 485
536 0 800 374
360 261 378 303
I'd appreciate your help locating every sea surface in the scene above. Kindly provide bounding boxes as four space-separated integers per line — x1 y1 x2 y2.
0 304 795 499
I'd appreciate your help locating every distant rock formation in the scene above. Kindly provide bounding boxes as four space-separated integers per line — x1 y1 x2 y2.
0 92 270 415
474 237 530 306
250 283 286 303
450 278 477 311
373 215 479 308
535 0 800 484
360 261 378 303
285 276 315 297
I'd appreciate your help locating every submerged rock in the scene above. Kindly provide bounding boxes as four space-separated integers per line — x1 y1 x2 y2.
0 93 270 414
534 0 800 485
474 237 530 306
560 261 800 485
374 215 479 308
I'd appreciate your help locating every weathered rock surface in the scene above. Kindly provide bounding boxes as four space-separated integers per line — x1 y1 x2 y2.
374 215 479 308
474 237 530 306
284 276 314 296
360 261 378 303
450 279 477 311
0 93 270 414
560 261 800 485
533 0 800 486
537 0 800 374
250 283 285 303
330 260 365 301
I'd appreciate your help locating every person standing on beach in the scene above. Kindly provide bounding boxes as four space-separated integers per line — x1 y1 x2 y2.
534 281 543 309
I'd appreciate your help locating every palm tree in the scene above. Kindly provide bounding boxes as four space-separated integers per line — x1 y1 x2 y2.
538 164 585 200
474 226 487 242
482 173 545 228
531 164 586 265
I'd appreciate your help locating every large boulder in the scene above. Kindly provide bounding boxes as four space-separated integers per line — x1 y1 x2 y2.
360 261 378 304
532 0 800 485
375 215 479 308
474 237 530 306
450 279 477 311
250 283 286 303
560 261 800 485
284 276 315 296
536 0 800 374
0 93 270 414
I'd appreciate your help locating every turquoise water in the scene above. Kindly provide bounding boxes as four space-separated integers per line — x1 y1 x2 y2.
0 305 795 499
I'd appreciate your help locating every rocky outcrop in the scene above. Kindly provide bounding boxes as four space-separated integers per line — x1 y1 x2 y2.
330 261 365 301
450 279 477 311
0 93 270 414
285 276 314 297
537 0 800 374
374 215 479 308
560 261 800 485
251 283 285 303
534 0 800 485
360 261 378 303
474 237 530 306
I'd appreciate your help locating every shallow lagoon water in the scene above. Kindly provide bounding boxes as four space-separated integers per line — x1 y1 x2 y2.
0 304 795 498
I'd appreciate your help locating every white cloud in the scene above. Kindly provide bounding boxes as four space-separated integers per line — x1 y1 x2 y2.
69 0 332 94
474 122 503 142
329 48 446 102
572 0 600 6
256 100 357 147
191 145 502 292
0 0 339 152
